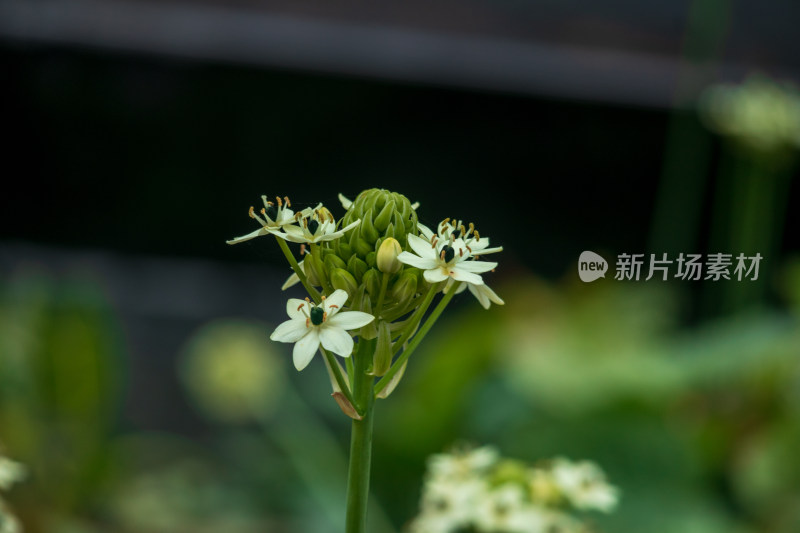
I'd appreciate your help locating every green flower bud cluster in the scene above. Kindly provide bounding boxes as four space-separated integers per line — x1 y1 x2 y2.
302 189 425 326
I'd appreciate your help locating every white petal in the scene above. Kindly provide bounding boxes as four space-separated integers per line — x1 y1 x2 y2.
319 326 355 357
398 251 438 270
281 272 300 290
482 284 504 305
407 234 437 259
339 193 353 209
328 310 375 330
325 289 349 315
456 260 497 273
468 283 491 309
281 225 309 243
271 318 309 343
226 227 270 245
417 223 434 241
293 329 320 370
474 246 503 256
450 268 484 285
286 298 309 320
424 268 449 283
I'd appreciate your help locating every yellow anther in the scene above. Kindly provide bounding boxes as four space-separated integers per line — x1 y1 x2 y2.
248 206 256 218
322 311 328 322
329 304 339 310
297 303 305 311
276 196 283 207
474 230 481 242
284 196 291 207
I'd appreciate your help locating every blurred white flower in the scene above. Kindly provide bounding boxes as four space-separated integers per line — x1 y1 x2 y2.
551 458 619 513
428 445 499 482
0 458 24 492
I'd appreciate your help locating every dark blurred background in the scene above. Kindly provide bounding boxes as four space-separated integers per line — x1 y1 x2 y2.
1 1 799 532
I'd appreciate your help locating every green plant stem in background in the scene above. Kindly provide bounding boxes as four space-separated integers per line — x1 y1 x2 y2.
345 337 377 533
375 284 459 396
276 237 322 303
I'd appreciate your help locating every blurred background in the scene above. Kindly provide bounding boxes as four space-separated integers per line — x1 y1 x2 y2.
1 0 799 532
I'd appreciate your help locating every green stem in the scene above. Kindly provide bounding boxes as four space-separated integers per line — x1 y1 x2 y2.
320 346 360 416
374 272 390 318
345 338 376 533
310 243 335 295
276 237 322 303
391 285 438 356
375 283 459 396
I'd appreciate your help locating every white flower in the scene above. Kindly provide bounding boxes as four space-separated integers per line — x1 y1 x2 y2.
227 196 306 245
280 207 361 244
419 219 503 257
0 458 24 492
551 458 619 513
474 484 548 533
421 219 504 308
398 233 497 285
412 477 485 533
270 289 374 370
428 446 499 482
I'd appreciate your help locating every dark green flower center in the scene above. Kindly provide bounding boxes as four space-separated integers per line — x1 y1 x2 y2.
310 306 325 325
441 245 455 263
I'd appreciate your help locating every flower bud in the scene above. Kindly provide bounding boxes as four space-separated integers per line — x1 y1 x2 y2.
330 268 358 298
376 360 407 399
303 255 321 286
347 255 369 284
391 269 419 304
377 237 403 274
324 253 347 273
363 268 381 299
371 320 392 376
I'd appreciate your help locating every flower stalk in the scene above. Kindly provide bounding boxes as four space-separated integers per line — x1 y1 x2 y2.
345 337 376 533
226 189 505 533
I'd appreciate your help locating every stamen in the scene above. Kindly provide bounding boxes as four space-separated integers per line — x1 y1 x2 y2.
306 317 310 328
459 248 463 257
459 224 466 237
474 230 481 242
328 305 339 310
284 196 291 207
323 311 328 322
276 196 283 207
248 206 256 218
297 303 305 311
300 244 307 255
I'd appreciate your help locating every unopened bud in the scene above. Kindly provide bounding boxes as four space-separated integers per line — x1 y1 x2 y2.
371 320 392 376
377 237 403 274
330 268 358 298
391 269 419 305
363 269 381 298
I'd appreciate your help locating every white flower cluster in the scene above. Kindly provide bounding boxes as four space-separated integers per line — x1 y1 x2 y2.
226 196 360 246
408 446 619 533
0 453 25 533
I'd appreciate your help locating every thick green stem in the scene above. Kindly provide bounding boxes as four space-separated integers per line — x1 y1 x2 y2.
276 237 322 303
345 338 376 533
375 283 459 396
